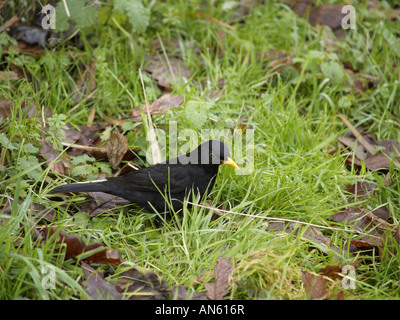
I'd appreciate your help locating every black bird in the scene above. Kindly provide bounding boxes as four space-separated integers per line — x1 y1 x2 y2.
52 140 238 213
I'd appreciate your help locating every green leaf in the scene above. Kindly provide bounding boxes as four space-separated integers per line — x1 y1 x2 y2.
18 156 43 180
23 143 39 154
321 61 344 84
55 0 99 32
184 100 208 129
70 154 96 165
71 164 94 176
114 0 150 33
0 133 19 150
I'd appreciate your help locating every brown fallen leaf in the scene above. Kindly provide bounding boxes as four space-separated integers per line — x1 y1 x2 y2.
346 182 378 201
44 226 124 265
1 198 54 222
145 55 191 90
332 207 374 232
308 4 347 30
115 268 170 300
171 286 208 300
0 70 21 81
40 138 66 175
302 270 328 300
106 129 128 169
83 191 130 217
132 93 184 122
336 128 400 171
205 257 233 300
81 261 123 300
318 265 342 281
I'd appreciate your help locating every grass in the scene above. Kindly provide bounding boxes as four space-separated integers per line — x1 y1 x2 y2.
1 0 400 299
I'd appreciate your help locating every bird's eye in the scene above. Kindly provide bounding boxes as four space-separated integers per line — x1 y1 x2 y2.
210 153 216 159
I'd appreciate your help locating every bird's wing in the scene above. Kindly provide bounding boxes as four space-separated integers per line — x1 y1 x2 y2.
107 164 194 194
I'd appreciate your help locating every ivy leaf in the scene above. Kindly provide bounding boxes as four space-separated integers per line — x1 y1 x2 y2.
114 0 150 33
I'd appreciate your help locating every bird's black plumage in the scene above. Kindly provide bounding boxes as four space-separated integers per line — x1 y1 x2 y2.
52 140 238 213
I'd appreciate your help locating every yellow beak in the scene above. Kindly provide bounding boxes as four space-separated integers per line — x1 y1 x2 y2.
221 157 239 169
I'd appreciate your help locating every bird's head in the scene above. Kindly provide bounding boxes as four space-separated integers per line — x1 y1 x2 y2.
198 140 239 168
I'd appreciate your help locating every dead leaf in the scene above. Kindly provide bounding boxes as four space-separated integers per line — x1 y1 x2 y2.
1 198 54 222
318 265 342 281
44 226 124 265
81 262 123 300
346 182 378 201
115 268 170 300
171 286 208 300
83 192 130 217
205 257 233 300
302 270 329 300
145 55 191 90
106 130 128 169
132 94 184 122
0 71 21 81
308 4 347 30
332 207 374 232
40 138 66 175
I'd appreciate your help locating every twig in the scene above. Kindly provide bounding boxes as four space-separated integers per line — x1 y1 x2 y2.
138 68 162 164
62 0 70 17
61 142 106 152
187 202 383 239
336 114 377 155
193 12 235 30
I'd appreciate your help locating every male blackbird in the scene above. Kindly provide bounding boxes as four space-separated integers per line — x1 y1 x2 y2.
52 140 238 212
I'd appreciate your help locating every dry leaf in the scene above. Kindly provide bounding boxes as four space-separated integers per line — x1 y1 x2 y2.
107 130 128 169
308 4 347 30
145 55 191 90
81 262 123 300
132 94 184 122
302 270 329 300
44 226 124 265
40 138 66 175
115 268 170 300
171 286 208 300
205 257 233 300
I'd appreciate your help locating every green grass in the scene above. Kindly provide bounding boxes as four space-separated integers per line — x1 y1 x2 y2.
1 0 400 299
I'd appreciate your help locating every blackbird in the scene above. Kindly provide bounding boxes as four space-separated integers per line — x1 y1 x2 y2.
52 140 238 213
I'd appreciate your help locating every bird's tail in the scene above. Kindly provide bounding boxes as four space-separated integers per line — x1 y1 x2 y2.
52 180 111 194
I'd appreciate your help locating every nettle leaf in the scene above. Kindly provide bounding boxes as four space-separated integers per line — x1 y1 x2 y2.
23 143 39 154
72 164 94 177
0 133 19 150
55 0 99 32
114 0 150 33
18 156 43 180
70 154 96 166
